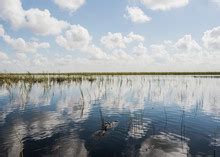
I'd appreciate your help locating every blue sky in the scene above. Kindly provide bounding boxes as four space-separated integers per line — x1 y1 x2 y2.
0 0 220 72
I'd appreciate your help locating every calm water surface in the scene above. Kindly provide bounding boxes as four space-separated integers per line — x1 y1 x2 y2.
0 76 220 157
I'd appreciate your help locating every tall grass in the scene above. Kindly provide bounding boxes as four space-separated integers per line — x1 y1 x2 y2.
0 72 219 86
1 72 220 76
0 73 97 85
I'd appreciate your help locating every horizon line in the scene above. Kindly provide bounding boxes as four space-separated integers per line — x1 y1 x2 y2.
1 72 220 75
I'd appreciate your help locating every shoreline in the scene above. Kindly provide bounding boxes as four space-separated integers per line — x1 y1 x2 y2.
1 72 220 76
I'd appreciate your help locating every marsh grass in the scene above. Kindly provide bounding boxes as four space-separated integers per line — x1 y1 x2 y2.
0 73 97 86
1 72 219 86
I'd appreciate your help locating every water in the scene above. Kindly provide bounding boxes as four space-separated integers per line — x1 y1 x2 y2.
0 75 220 157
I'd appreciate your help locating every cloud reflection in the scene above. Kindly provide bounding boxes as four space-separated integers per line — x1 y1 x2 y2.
0 76 219 156
139 132 190 157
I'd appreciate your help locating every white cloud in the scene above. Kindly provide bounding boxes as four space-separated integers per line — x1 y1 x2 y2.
212 0 220 6
127 32 145 42
202 26 220 51
56 25 107 59
133 43 148 56
1 26 220 72
0 0 24 28
33 54 49 66
149 44 170 63
4 36 50 53
0 0 69 35
0 51 9 60
101 33 127 49
139 0 189 11
124 6 151 23
56 25 92 51
111 49 133 60
0 25 50 53
54 55 73 65
101 32 145 49
174 35 201 52
24 9 69 36
16 53 27 60
0 25 5 36
149 44 168 54
85 44 107 59
54 0 85 12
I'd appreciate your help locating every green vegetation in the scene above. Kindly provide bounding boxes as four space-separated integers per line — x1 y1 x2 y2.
1 72 220 76
0 72 219 85
0 73 96 85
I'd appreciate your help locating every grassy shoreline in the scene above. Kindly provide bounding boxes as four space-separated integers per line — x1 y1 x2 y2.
0 72 219 85
1 72 220 76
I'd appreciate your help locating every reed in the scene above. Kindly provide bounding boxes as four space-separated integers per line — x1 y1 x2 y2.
0 72 219 86
1 72 220 76
0 73 97 85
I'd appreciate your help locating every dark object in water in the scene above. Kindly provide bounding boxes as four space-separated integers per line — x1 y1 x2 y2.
93 109 119 139
102 121 119 131
93 120 119 139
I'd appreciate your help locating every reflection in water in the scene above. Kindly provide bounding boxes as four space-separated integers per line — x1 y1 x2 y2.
0 76 220 156
128 111 151 139
93 108 119 139
139 132 190 157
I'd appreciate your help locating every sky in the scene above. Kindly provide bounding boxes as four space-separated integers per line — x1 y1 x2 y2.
0 0 220 72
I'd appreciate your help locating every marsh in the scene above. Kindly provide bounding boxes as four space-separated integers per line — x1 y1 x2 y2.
0 75 220 157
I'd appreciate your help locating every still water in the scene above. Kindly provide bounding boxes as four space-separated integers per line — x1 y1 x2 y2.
0 76 220 157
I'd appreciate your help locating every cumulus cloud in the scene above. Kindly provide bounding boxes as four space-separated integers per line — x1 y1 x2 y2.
0 0 69 35
56 25 107 59
202 26 220 51
111 49 133 60
174 35 201 52
1 26 220 72
124 6 151 23
0 0 24 28
0 25 5 36
101 33 127 49
24 9 69 36
16 53 27 60
0 50 11 69
139 0 189 11
4 36 50 53
0 25 50 53
149 44 168 54
127 32 145 42
33 54 49 66
85 44 107 59
101 32 145 49
56 25 92 51
133 43 148 56
54 0 85 12
149 44 170 63
0 51 9 60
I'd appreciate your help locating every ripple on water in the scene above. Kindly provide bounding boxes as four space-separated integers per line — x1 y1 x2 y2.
139 132 190 157
0 76 220 156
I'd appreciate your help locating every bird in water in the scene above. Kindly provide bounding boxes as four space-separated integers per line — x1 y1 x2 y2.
93 109 119 139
